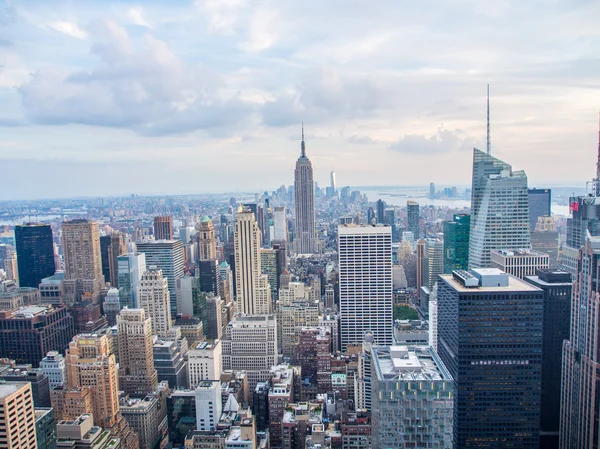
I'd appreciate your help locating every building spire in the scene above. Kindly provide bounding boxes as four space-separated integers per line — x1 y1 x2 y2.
597 111 600 182
486 84 491 155
301 122 306 157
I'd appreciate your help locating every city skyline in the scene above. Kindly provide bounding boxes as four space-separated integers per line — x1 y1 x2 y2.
1 1 600 199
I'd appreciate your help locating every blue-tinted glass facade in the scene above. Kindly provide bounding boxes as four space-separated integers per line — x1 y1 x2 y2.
528 188 551 231
437 274 544 448
443 214 470 274
15 224 56 288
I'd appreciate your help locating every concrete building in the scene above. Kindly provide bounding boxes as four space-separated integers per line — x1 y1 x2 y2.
468 149 531 268
197 217 217 261
153 216 174 240
420 238 443 313
338 225 393 349
153 339 188 389
268 366 294 448
1 368 51 407
0 383 38 449
188 340 223 388
219 261 234 305
120 383 169 449
139 268 172 338
438 268 543 448
117 252 147 309
490 248 550 279
175 316 204 347
55 414 120 449
195 380 222 431
294 128 317 254
222 315 278 396
136 240 184 316
370 346 454 449
39 271 65 305
117 308 158 397
62 219 105 302
234 208 272 315
40 350 66 388
103 287 121 326
260 248 278 302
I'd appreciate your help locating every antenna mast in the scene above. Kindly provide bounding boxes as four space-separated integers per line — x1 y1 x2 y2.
486 84 491 155
594 112 600 197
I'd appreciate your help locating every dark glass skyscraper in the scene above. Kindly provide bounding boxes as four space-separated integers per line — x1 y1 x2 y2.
525 269 572 449
376 199 385 224
15 224 56 288
406 201 420 238
438 269 543 448
443 214 470 273
528 188 551 230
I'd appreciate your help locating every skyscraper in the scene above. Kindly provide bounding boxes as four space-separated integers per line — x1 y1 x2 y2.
154 216 173 240
330 170 336 192
406 201 420 238
468 149 530 268
139 268 172 338
338 224 393 349
272 207 288 242
0 383 37 449
376 199 385 224
136 240 184 316
197 217 217 261
438 269 543 448
117 252 147 309
443 214 470 273
528 188 552 231
15 223 56 288
100 232 126 287
117 308 158 397
62 219 105 302
293 126 317 254
234 208 272 315
560 235 600 449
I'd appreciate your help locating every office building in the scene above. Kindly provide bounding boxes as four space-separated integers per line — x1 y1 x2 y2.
40 350 66 388
406 201 420 238
524 270 572 449
55 414 121 448
139 268 172 338
415 239 425 291
1 368 51 407
4 253 18 283
421 238 443 312
65 333 139 448
0 243 14 271
294 127 317 254
560 235 600 449
154 216 174 240
117 252 147 309
468 149 530 268
222 314 278 395
234 208 272 315
117 308 159 397
260 248 278 302
62 219 105 302
153 339 188 389
35 408 57 449
199 259 221 297
531 216 560 268
100 232 126 287
197 217 217 261
528 188 551 231
194 380 222 431
0 382 37 449
219 261 234 304
273 207 288 242
176 275 197 317
39 271 65 305
443 214 470 273
371 346 453 449
188 340 223 388
338 225 393 349
204 294 224 340
376 199 385 224
490 248 550 279
175 316 204 346
120 383 169 449
0 305 75 367
103 287 121 326
437 269 543 448
15 223 56 288
167 389 198 445
136 240 184 316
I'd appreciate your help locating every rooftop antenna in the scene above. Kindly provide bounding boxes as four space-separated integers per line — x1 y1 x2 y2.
594 112 600 197
486 84 491 155
301 122 306 157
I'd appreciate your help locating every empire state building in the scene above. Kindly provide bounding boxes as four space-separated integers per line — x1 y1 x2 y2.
294 126 317 254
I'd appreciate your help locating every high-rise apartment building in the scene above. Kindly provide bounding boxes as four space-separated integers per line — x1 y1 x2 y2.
490 248 550 279
443 214 470 273
136 240 184 315
528 188 552 231
62 219 105 302
406 201 420 238
100 232 126 287
139 268 172 338
294 128 317 254
197 217 217 261
438 269 543 448
338 224 393 349
560 235 600 449
524 270 572 449
468 149 530 268
370 346 454 449
15 223 56 288
117 252 147 309
234 208 272 314
154 216 174 240
0 382 37 449
117 308 159 397
222 314 278 395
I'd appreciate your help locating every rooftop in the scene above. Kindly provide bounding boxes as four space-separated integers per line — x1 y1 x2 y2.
372 346 453 382
492 248 549 257
442 270 541 293
0 383 22 398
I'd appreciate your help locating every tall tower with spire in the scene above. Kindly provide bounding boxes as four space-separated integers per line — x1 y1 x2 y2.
294 125 317 254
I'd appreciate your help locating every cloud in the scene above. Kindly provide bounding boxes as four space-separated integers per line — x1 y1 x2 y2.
17 19 254 135
125 6 152 29
47 21 87 39
390 127 475 154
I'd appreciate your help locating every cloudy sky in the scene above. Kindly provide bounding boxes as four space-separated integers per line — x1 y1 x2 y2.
1 0 600 200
